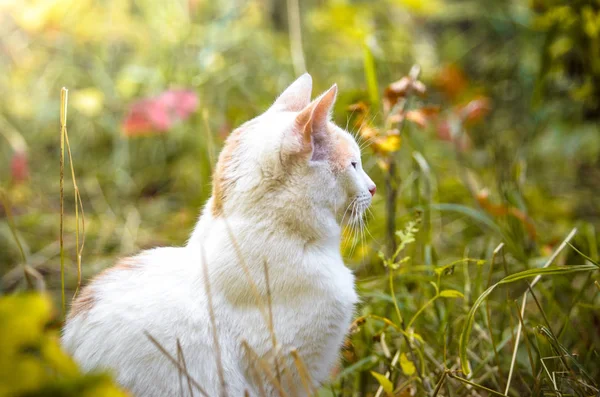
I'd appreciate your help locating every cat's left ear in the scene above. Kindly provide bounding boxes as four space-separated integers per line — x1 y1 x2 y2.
271 73 313 112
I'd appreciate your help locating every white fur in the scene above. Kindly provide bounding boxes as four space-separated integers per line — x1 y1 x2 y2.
62 74 376 396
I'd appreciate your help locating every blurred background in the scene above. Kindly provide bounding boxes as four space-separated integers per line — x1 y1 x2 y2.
1 0 600 395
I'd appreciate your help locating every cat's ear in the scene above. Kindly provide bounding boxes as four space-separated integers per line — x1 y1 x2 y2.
308 84 337 134
271 73 313 112
287 84 338 158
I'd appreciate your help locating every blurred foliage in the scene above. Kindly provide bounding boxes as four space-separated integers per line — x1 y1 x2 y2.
1 0 600 395
0 294 127 397
531 0 600 116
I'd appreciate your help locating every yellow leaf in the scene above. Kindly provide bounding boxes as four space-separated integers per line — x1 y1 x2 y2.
374 134 402 154
439 289 464 298
370 371 394 395
393 0 444 15
583 7 600 38
400 353 416 376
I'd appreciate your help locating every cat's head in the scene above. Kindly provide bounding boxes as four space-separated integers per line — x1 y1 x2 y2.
210 74 375 237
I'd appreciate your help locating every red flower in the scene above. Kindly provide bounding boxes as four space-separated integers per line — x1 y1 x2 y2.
11 151 29 184
122 89 199 136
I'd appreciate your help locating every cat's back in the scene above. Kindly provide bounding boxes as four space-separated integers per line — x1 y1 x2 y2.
61 246 205 395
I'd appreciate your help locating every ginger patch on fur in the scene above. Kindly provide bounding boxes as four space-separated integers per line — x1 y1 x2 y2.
212 128 243 217
67 257 138 319
68 287 96 320
329 133 353 173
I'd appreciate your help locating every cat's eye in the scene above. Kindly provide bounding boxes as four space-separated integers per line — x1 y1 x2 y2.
351 161 358 169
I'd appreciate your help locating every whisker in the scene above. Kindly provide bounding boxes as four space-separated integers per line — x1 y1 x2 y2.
340 198 357 228
340 198 357 252
349 201 360 257
364 207 382 247
359 135 379 151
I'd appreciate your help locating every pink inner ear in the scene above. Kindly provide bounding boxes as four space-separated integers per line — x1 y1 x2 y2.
272 73 313 112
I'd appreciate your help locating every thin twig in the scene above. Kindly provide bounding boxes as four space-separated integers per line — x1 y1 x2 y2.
431 370 448 397
384 65 421 255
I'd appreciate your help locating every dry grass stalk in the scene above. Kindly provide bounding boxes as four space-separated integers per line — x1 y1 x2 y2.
176 338 194 397
59 87 86 315
144 331 209 397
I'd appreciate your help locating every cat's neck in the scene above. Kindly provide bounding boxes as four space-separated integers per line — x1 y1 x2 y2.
188 196 341 249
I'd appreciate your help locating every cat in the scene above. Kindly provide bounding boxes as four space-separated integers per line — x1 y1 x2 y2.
61 73 376 397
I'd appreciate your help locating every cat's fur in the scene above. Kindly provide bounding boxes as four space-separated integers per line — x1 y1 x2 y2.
62 74 376 397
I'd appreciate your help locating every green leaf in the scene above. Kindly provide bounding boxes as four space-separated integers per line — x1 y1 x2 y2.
370 371 393 395
439 289 464 298
459 263 598 375
363 43 380 108
568 243 600 268
400 353 416 376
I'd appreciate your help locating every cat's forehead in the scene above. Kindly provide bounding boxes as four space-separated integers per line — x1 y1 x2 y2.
328 123 360 172
329 123 360 155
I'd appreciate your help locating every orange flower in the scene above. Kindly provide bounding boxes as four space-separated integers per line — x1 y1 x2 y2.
436 64 468 101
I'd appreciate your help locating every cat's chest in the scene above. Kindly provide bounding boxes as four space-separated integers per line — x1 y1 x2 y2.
270 257 357 342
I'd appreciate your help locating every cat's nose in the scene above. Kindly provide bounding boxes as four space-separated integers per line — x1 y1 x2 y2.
369 185 376 197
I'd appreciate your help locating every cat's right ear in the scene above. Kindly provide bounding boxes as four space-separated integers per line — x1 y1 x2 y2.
283 85 337 159
270 73 312 112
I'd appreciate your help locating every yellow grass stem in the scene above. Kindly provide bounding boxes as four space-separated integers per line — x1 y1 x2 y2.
64 130 85 299
58 87 86 313
59 88 67 316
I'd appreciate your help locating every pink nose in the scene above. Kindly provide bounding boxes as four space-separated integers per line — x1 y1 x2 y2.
369 185 376 197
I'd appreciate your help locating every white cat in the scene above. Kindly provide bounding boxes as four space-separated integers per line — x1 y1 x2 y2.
62 74 376 397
